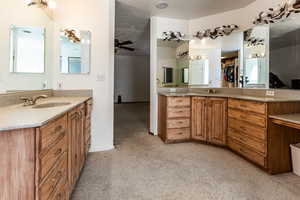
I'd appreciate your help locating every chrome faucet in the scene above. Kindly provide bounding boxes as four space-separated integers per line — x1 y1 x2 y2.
20 95 48 106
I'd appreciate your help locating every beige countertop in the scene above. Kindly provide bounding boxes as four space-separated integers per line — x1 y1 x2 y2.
158 92 300 102
0 96 91 131
269 114 300 125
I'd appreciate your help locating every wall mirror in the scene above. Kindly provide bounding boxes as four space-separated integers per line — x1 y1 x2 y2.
157 39 189 87
60 29 91 74
269 14 300 89
0 1 54 94
189 32 243 88
10 26 45 74
243 26 269 88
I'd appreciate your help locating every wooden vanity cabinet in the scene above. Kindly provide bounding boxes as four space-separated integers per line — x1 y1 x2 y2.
0 99 92 200
158 96 191 143
191 97 227 146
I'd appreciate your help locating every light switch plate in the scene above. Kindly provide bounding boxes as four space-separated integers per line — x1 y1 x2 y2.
266 90 275 96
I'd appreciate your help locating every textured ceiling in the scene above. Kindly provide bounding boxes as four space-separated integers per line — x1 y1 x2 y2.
115 0 255 56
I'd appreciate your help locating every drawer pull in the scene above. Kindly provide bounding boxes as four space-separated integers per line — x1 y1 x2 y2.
54 148 63 156
177 132 183 135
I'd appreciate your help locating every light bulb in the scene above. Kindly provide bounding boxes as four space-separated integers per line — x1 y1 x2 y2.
48 0 56 9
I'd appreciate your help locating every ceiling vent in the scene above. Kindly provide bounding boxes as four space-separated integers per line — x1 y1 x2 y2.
155 0 169 9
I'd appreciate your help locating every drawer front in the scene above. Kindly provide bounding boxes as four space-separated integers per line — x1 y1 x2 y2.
167 128 190 140
167 119 190 129
40 115 67 153
228 118 266 141
39 153 68 200
167 107 190 119
167 97 190 107
228 108 266 128
39 135 68 181
228 138 266 167
228 99 266 115
228 128 266 155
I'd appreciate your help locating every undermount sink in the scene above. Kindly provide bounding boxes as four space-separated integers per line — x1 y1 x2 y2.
32 102 71 109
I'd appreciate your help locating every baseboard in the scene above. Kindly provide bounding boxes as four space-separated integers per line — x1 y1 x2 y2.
89 144 115 152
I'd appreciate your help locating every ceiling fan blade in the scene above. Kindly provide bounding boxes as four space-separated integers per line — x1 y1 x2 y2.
119 40 133 45
120 46 135 51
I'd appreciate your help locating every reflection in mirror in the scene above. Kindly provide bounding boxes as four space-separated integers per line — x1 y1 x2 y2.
60 29 91 74
189 58 209 85
10 26 45 73
157 39 189 87
243 26 269 88
270 14 300 89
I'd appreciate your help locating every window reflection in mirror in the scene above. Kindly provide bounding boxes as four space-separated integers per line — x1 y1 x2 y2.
243 26 269 88
60 29 91 74
10 26 45 73
189 58 209 85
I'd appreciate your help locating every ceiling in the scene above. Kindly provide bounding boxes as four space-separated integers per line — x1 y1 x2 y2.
115 0 255 56
116 0 255 20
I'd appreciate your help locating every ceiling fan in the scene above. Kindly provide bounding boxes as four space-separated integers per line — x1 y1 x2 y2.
115 39 135 52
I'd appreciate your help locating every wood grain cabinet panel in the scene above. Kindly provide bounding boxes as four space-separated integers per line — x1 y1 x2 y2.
167 119 190 129
228 108 266 128
167 97 190 107
191 97 207 141
167 107 190 118
228 98 267 115
167 128 190 141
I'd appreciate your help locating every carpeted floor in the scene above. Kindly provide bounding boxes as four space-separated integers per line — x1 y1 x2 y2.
72 103 300 200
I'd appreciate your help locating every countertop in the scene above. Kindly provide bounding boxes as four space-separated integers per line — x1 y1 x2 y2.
158 92 300 102
269 114 300 125
0 96 91 131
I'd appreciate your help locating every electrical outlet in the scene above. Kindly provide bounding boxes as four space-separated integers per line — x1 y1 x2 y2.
266 90 275 96
57 82 63 89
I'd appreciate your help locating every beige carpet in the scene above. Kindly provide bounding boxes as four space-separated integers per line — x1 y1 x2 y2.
71 103 300 200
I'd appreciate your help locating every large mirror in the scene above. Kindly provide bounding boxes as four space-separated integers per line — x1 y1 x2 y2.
243 26 269 88
10 26 45 74
60 29 91 74
157 39 189 87
269 14 300 89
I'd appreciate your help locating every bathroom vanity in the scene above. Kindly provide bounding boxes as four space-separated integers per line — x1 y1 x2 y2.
0 96 93 200
158 91 300 174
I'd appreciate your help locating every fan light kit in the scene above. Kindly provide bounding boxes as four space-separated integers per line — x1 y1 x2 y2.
155 0 169 9
25 0 56 9
162 31 185 42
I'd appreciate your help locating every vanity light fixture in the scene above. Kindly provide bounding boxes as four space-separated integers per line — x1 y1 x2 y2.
253 0 300 25
62 29 81 43
25 0 56 9
194 25 239 40
162 31 185 42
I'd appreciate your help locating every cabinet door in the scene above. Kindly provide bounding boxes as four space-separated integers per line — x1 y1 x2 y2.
68 109 79 190
207 98 227 145
78 106 85 170
191 97 207 141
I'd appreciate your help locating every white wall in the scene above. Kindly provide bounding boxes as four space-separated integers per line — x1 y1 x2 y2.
52 0 115 151
114 55 150 102
0 0 53 93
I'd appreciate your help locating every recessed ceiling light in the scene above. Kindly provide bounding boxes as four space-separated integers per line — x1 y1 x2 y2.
155 0 168 9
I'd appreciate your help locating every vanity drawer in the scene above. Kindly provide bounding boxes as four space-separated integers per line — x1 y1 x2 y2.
39 134 68 182
228 108 266 128
167 128 190 141
228 99 266 115
228 138 266 167
167 97 190 107
228 118 266 141
167 119 190 129
167 107 190 118
39 153 68 200
39 115 67 153
228 128 266 155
